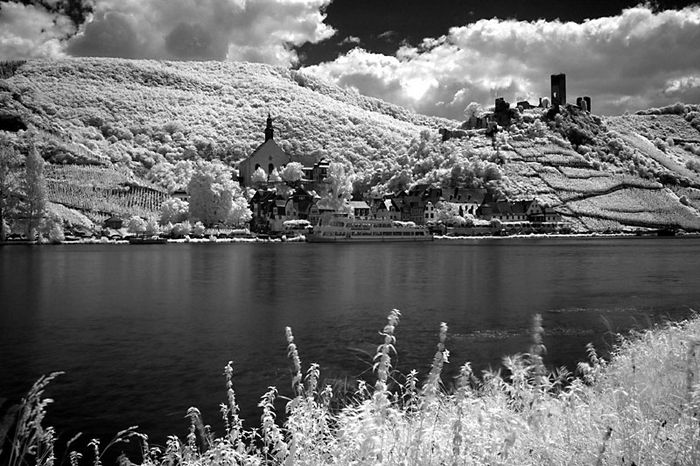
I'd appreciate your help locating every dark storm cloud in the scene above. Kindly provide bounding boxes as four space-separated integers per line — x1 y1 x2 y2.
65 10 142 58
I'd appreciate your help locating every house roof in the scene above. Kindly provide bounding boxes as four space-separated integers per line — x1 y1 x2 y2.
248 138 288 162
445 188 486 204
511 200 533 215
348 200 370 210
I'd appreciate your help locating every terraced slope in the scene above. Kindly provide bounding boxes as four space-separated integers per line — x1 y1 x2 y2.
1 58 699 232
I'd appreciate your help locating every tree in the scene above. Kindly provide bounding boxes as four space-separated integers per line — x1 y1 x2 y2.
387 169 412 193
317 162 353 211
171 221 192 238
268 168 282 183
0 141 23 241
281 162 304 184
188 161 251 227
39 214 64 244
127 216 147 236
464 102 484 120
251 166 268 186
24 145 47 240
159 198 189 225
144 217 160 236
228 196 252 226
192 221 206 237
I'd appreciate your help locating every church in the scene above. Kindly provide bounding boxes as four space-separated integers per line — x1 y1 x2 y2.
237 114 316 187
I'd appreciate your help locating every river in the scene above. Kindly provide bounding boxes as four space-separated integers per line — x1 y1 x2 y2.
1 237 699 453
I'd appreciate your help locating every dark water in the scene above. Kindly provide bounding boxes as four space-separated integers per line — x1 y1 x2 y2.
1 237 699 453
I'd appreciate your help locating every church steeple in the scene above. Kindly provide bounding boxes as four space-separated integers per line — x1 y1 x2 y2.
264 113 274 141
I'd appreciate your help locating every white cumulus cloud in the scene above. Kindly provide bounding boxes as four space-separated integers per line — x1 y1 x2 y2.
1 0 335 66
303 6 700 117
0 2 74 59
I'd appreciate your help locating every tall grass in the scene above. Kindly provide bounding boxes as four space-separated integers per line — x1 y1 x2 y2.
3 310 700 465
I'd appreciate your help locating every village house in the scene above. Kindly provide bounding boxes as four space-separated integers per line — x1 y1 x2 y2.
526 200 561 223
401 184 442 224
443 187 486 216
372 197 401 221
477 197 562 224
348 200 371 219
284 187 314 220
171 189 189 202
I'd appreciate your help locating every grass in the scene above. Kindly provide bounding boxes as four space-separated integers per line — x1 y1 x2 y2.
3 310 700 465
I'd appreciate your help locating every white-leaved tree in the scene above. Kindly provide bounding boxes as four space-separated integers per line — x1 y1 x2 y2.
281 162 304 184
188 161 251 227
39 214 65 244
0 141 23 241
317 162 353 212
145 217 160 236
172 221 192 238
464 102 484 121
159 198 189 225
268 168 282 183
251 166 268 187
127 216 147 236
192 221 206 237
24 144 47 240
229 196 252 226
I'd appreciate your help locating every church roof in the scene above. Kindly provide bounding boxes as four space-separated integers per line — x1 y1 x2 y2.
248 138 288 161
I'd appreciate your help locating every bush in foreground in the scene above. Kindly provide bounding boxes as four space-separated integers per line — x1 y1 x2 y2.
2 310 700 465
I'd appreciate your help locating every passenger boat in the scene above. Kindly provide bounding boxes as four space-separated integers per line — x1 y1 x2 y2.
306 216 433 243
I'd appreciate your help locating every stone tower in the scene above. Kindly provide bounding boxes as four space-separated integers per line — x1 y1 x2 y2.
551 74 566 107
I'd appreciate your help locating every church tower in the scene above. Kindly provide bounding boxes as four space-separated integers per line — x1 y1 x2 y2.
264 113 274 141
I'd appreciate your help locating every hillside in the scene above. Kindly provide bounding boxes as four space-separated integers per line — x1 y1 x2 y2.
1 58 700 232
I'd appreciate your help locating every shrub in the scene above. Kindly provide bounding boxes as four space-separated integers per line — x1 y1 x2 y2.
127 215 147 235
566 126 594 146
159 198 189 225
39 215 64 244
192 221 206 237
171 220 191 238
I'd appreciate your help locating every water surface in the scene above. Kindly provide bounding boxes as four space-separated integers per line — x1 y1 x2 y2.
1 237 698 450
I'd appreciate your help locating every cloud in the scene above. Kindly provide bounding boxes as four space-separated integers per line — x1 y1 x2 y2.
303 6 700 117
1 0 335 66
339 35 361 46
377 30 398 41
0 2 75 59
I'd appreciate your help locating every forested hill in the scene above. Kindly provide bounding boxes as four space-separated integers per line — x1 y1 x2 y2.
1 58 700 232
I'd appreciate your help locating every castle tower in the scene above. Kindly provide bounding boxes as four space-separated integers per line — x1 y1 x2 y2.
264 113 274 141
551 74 566 107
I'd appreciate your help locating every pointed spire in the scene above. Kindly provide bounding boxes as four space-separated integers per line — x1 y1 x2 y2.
264 113 274 141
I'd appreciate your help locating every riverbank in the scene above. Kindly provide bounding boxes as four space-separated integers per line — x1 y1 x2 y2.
5 312 699 465
3 231 699 246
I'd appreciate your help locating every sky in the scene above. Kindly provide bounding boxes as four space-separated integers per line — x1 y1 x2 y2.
1 0 699 119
